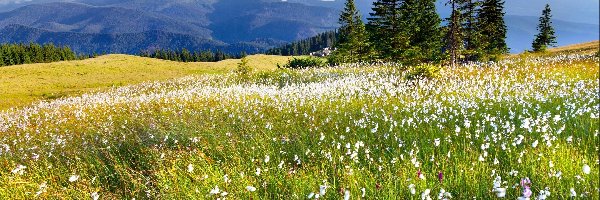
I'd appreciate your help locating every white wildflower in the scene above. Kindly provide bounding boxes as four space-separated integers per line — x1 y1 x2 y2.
319 184 327 196
246 186 256 192
409 184 416 195
344 189 350 200
69 175 80 182
209 186 220 195
187 164 194 173
421 189 432 200
91 192 100 200
583 164 591 174
11 165 26 175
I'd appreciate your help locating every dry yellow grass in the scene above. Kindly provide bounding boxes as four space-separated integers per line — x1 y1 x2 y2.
507 41 599 59
547 40 599 54
0 54 294 110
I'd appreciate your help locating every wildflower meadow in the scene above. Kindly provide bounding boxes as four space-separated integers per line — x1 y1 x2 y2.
0 52 598 199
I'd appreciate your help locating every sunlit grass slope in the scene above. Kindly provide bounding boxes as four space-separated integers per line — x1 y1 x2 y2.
548 40 599 54
0 54 293 110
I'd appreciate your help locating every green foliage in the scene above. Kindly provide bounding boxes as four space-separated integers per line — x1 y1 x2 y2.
367 0 407 61
330 0 375 64
282 57 327 69
444 0 465 66
270 0 514 65
266 31 339 56
139 49 240 62
400 0 444 65
0 43 81 67
235 57 253 79
405 64 441 80
477 0 508 56
366 0 443 64
457 0 482 61
532 4 557 52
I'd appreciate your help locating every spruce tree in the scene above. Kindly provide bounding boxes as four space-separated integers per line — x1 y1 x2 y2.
399 0 443 65
459 0 481 60
532 4 557 52
367 0 407 61
445 0 463 67
331 0 373 64
477 0 508 59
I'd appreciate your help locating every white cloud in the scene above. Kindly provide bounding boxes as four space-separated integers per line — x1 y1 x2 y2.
0 0 34 5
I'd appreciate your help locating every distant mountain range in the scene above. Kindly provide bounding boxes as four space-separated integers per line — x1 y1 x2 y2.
0 0 338 54
0 0 597 54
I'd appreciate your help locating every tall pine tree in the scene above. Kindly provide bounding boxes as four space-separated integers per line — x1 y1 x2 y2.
445 0 463 67
399 0 443 65
532 4 557 52
330 0 373 64
477 0 508 60
367 0 407 61
458 0 481 61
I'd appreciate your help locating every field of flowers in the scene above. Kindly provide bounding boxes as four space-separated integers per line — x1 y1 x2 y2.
0 52 598 199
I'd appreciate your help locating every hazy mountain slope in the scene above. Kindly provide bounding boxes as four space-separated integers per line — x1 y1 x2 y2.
0 0 337 54
0 2 212 37
0 24 225 54
506 15 599 53
77 0 216 26
209 0 338 42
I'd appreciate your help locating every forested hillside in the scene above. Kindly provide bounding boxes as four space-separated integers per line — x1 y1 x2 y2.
0 43 81 67
266 31 338 56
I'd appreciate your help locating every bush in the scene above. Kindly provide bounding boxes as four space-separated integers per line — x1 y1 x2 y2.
234 57 253 79
405 64 441 80
282 57 327 69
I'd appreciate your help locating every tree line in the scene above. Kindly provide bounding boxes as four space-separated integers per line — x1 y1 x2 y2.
0 43 92 67
330 0 511 65
275 0 557 66
139 49 243 62
266 31 339 56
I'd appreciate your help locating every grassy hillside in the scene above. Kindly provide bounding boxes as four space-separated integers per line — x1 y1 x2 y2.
0 44 598 199
547 40 599 54
0 54 293 110
507 40 599 58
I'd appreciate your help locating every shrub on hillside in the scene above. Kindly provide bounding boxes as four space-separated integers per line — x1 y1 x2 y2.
282 57 327 69
405 64 441 80
234 57 253 80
